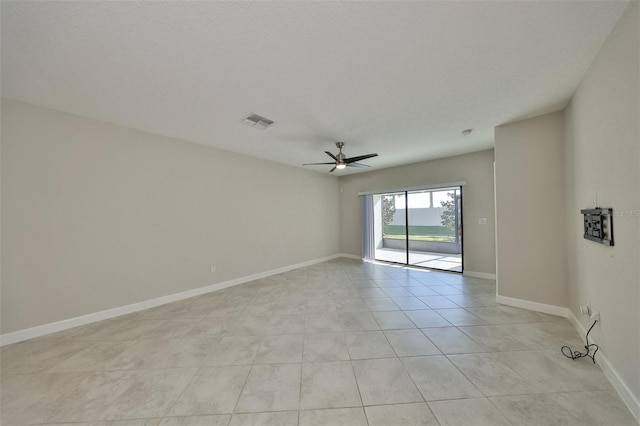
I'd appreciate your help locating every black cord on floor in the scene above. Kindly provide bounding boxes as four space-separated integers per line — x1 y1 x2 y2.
561 319 599 364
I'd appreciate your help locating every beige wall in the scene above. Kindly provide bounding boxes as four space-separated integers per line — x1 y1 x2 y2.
339 150 496 275
494 111 567 307
494 2 639 407
564 2 639 403
1 99 341 334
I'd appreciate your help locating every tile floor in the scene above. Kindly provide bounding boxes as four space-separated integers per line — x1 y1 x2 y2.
1 258 636 425
374 248 462 272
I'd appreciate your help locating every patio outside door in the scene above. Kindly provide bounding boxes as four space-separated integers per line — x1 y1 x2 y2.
373 187 462 272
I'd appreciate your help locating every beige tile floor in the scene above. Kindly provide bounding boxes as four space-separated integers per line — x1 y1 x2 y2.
374 248 462 272
1 258 636 425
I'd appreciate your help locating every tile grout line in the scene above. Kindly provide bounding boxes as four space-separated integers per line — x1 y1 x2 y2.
160 366 203 420
298 288 307 424
4 259 631 425
347 272 374 425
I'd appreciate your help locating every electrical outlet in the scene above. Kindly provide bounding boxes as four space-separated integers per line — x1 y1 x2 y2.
590 310 600 323
210 265 217 274
579 304 592 316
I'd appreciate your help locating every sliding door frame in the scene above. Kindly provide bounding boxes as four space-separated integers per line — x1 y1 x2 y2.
368 184 464 273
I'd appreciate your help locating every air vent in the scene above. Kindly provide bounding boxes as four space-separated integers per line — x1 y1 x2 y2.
243 113 275 130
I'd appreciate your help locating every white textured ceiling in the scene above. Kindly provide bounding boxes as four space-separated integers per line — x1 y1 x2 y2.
1 1 628 174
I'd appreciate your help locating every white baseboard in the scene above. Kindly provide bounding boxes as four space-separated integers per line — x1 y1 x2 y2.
496 294 568 317
463 270 496 280
0 253 345 347
336 253 362 260
567 310 640 423
495 297 639 422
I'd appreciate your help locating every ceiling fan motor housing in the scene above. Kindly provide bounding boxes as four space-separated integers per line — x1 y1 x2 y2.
302 141 378 172
336 142 346 162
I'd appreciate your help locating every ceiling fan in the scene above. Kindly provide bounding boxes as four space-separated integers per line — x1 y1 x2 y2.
303 142 378 172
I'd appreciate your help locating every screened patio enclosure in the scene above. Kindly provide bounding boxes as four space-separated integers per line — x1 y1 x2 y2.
363 186 462 272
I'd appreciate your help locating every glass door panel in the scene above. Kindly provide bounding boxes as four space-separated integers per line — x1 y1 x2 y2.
408 188 462 271
373 192 407 265
372 187 462 272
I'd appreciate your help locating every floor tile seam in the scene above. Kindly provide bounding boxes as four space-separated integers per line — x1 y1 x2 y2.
436 352 487 399
231 357 260 415
253 330 274 365
348 358 367 413
395 353 443 361
361 400 438 409
428 396 515 425
456 318 530 326
228 409 299 415
446 350 592 398
418 326 478 355
7 374 109 424
423 395 494 404
436 346 494 356
451 324 496 349
300 401 365 411
452 324 490 355
408 311 453 330
217 406 299 416
160 413 229 423
541 388 621 397
485 389 610 401
297 344 304 418
389 352 428 405
373 325 419 332
370 312 399 332
90 365 182 424
161 366 204 419
435 305 485 317
5 365 202 375
250 360 304 367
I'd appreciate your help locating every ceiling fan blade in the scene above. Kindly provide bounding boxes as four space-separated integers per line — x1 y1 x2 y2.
346 162 371 168
345 153 378 164
303 162 336 166
329 166 336 173
325 151 338 161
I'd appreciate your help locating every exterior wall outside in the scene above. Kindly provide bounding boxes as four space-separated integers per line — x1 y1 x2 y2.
389 207 447 227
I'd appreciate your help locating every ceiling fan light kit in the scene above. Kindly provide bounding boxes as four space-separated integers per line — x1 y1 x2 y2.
303 142 378 173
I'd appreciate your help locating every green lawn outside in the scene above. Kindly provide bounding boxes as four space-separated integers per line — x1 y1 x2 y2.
384 234 454 242
383 225 456 242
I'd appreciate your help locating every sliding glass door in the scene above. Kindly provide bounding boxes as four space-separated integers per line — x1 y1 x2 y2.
373 193 407 264
373 187 462 272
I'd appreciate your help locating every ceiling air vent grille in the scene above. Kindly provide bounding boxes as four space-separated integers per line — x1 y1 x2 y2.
243 113 275 130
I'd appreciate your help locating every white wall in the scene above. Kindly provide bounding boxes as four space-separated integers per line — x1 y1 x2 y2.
494 3 639 412
495 111 567 308
339 150 496 275
389 207 448 227
564 2 639 407
1 99 341 334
